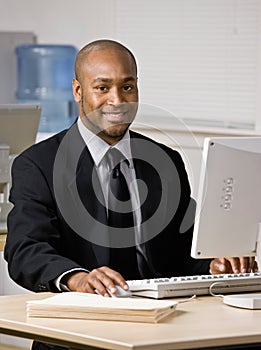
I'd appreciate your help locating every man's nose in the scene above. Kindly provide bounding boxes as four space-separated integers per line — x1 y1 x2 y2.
107 87 123 105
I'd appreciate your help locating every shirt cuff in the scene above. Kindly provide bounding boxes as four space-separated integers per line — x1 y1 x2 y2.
54 268 89 291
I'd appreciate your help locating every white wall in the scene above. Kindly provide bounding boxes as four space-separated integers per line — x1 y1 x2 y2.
0 0 116 50
1 0 261 129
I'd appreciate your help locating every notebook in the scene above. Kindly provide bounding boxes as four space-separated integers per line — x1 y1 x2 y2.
0 104 41 154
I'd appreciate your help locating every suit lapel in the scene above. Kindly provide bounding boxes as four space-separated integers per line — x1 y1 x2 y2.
64 125 110 267
76 148 110 266
130 132 167 230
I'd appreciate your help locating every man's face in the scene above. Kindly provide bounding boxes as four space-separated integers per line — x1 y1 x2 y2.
73 49 138 144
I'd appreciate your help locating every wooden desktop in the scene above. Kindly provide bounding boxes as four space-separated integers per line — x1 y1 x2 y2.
0 234 6 252
0 222 7 252
1 292 261 350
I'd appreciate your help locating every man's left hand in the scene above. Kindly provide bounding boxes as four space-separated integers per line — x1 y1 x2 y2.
210 257 258 274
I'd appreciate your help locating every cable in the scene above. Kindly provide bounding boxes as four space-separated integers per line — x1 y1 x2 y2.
178 294 197 303
209 281 226 298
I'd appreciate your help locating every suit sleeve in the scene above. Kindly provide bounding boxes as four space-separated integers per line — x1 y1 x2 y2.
4 153 83 292
171 150 212 276
145 146 211 277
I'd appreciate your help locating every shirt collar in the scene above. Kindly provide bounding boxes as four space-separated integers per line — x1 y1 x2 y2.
77 117 133 167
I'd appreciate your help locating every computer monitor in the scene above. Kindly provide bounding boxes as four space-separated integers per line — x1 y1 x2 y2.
191 136 261 266
0 104 41 154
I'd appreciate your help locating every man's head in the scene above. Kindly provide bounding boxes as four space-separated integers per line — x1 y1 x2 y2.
73 39 139 144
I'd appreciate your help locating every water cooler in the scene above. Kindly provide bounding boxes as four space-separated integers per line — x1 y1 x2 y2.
15 44 78 133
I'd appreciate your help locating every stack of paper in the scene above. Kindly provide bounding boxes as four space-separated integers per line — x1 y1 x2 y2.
26 292 177 323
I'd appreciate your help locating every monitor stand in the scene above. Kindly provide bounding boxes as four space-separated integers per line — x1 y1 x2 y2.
256 223 261 270
222 225 261 310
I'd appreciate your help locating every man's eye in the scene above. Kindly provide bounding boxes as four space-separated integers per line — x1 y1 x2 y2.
123 85 133 91
97 86 108 92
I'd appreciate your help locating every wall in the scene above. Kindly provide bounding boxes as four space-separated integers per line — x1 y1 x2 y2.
1 0 261 129
132 116 261 199
0 0 116 50
116 0 261 130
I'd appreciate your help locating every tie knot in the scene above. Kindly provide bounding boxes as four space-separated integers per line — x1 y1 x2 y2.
106 148 128 177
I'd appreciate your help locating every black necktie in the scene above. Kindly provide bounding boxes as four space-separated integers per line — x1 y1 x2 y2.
106 148 134 228
106 148 140 279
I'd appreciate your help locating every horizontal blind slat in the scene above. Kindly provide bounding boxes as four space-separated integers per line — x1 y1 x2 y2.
115 0 260 126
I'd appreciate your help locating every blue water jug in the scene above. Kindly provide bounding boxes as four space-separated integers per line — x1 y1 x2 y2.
16 44 78 133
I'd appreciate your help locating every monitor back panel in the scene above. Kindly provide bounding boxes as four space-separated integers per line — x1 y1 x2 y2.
191 137 261 259
0 104 41 154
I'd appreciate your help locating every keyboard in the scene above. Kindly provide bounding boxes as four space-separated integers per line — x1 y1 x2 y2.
127 272 261 299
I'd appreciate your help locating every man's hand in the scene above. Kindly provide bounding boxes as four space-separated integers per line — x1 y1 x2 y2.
64 267 129 297
210 257 258 274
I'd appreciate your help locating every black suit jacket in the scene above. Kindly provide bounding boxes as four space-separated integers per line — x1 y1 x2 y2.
4 124 210 292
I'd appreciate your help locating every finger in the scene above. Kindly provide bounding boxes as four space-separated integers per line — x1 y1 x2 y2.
253 260 259 272
99 267 129 291
229 257 256 273
239 256 257 273
226 257 240 273
210 258 232 274
87 268 113 297
238 257 249 273
96 267 129 296
87 267 128 297
249 257 259 272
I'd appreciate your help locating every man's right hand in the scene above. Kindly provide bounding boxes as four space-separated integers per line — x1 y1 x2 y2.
64 267 129 297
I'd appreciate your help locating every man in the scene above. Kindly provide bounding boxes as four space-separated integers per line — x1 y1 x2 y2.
5 39 257 300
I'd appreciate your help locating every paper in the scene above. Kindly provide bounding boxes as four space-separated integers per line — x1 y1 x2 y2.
27 292 177 323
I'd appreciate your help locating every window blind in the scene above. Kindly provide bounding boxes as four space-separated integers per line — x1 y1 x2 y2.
115 0 261 128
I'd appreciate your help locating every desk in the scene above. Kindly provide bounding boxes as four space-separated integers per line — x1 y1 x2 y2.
0 233 6 252
1 293 261 350
0 222 7 252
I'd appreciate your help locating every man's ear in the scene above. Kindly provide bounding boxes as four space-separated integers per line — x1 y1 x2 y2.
72 78 81 103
